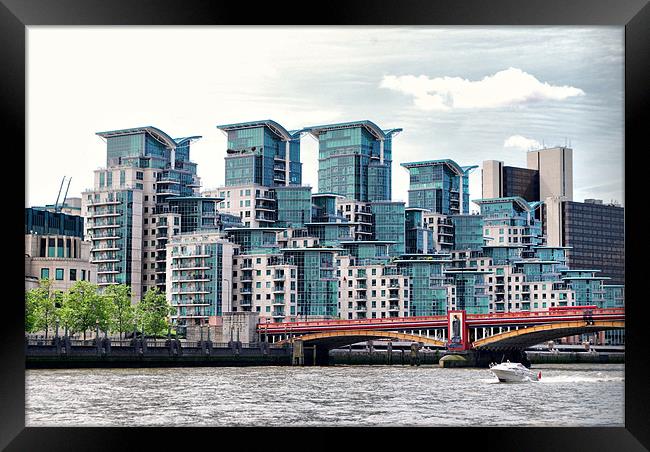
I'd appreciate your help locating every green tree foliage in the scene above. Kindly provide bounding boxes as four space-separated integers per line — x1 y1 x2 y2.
135 287 174 337
104 284 135 339
25 279 60 338
61 280 110 340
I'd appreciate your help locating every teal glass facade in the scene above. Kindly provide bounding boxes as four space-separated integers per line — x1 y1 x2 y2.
219 120 302 188
305 121 401 202
371 202 405 257
284 249 339 317
401 160 475 215
445 270 489 314
274 186 312 228
395 256 449 316
405 209 434 255
451 215 484 251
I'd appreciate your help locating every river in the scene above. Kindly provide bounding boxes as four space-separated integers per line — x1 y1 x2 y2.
25 363 624 427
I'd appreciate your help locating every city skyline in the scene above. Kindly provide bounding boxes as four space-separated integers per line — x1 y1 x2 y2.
27 27 624 209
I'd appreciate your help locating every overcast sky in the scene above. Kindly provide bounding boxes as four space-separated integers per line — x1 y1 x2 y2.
27 27 624 210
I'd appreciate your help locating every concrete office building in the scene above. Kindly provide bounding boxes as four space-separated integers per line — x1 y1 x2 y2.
544 197 624 285
482 160 540 202
527 147 573 201
25 207 96 292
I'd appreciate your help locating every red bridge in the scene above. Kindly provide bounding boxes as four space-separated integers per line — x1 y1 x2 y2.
258 306 625 353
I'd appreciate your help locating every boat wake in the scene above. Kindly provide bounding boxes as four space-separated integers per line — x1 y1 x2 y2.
536 374 624 384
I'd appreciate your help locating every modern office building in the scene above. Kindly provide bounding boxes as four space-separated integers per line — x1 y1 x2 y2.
527 147 573 201
401 159 477 215
82 126 202 300
217 120 302 188
482 160 540 202
166 231 236 334
544 197 624 285
25 207 96 291
304 121 402 202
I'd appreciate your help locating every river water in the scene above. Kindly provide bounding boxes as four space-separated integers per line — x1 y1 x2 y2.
26 363 624 427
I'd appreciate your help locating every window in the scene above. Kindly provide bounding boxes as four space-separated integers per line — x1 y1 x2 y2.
81 269 86 280
40 268 49 279
55 268 64 280
136 171 144 180
70 269 77 281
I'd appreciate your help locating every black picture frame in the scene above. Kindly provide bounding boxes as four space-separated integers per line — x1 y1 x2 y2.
2 1 648 450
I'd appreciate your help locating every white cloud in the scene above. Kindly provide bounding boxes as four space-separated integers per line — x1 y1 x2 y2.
503 135 541 151
380 67 585 110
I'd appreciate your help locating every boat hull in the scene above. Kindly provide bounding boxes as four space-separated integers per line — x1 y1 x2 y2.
490 368 539 383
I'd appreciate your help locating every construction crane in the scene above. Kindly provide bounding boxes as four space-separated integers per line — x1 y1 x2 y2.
53 176 72 213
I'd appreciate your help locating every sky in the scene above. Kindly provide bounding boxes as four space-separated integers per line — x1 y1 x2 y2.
26 27 624 211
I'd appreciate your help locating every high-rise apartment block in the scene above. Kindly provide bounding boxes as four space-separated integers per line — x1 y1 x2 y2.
305 121 401 202
68 120 622 337
82 127 204 301
401 160 476 215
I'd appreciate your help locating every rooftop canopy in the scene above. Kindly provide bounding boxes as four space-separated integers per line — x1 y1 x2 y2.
400 159 475 176
174 136 203 146
301 120 402 141
96 126 179 150
216 120 297 141
472 196 536 212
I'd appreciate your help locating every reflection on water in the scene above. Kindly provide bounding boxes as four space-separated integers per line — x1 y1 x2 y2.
26 363 624 427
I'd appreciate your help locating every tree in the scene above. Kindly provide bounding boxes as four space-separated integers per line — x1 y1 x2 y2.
104 284 135 339
25 279 59 338
62 280 109 340
136 287 174 337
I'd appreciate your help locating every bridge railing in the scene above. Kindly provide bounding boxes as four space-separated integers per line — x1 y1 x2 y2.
256 307 625 332
257 314 449 331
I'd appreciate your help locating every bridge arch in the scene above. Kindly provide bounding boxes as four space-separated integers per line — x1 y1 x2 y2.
272 330 447 349
472 320 624 350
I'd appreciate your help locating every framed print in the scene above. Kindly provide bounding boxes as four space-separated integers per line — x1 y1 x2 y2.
2 0 649 450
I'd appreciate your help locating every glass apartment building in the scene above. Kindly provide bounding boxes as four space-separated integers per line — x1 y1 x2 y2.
370 201 406 257
274 186 313 228
83 126 202 300
304 121 402 202
401 160 477 215
450 214 484 251
405 208 434 255
218 120 301 188
474 197 543 247
166 232 236 334
395 255 451 316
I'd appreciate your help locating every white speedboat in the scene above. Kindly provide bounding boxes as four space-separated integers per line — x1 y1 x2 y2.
489 361 541 382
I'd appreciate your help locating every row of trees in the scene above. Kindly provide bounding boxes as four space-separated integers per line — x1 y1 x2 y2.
25 280 175 339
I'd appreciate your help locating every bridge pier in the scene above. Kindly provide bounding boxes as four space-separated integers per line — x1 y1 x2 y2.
292 339 304 366
439 349 531 368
